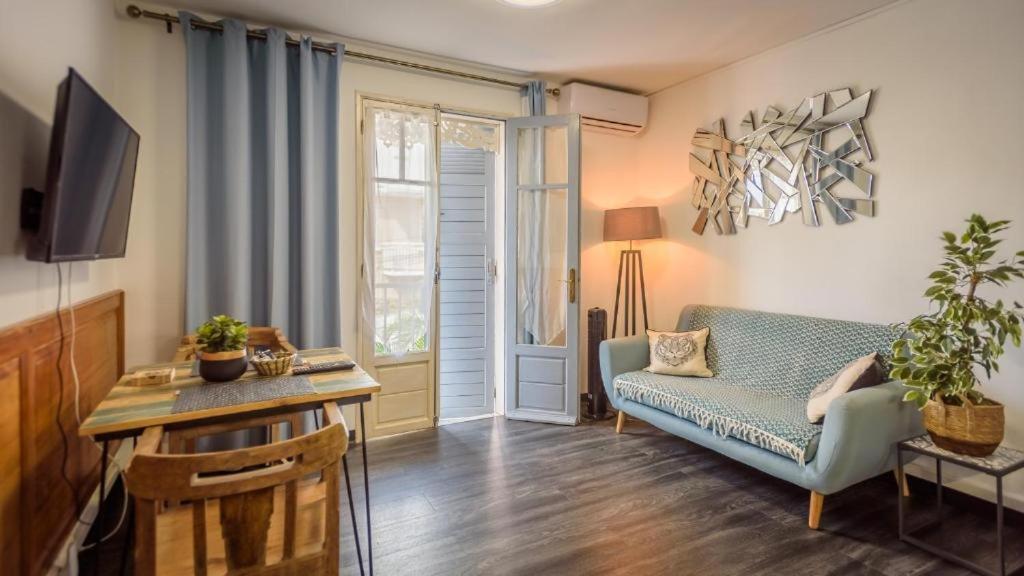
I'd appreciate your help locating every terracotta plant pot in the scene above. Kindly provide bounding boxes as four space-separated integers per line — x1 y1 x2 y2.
198 349 248 382
923 396 1004 456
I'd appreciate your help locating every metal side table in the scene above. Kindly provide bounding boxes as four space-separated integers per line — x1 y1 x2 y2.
898 435 1024 576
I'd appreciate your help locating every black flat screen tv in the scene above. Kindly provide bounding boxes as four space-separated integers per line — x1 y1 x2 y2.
26 68 140 263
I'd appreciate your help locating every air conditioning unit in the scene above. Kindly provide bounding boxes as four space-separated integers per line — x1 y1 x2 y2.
559 82 648 136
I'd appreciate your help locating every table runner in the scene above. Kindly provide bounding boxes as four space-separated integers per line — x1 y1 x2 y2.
172 375 315 414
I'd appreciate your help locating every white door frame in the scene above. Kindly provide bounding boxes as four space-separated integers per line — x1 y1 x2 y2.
503 113 582 426
355 93 510 437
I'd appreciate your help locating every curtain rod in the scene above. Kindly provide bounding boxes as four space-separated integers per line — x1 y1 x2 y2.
125 4 559 97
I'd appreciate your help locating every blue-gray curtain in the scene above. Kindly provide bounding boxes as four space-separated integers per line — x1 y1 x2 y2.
522 80 547 116
181 13 342 349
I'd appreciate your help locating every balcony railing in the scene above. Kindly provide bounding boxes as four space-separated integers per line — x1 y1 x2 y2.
374 241 427 356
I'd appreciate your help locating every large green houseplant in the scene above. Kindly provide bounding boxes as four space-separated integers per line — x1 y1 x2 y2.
195 314 249 382
890 215 1024 455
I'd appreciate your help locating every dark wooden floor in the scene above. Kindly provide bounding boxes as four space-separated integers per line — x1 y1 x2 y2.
338 416 1022 576
88 415 1022 575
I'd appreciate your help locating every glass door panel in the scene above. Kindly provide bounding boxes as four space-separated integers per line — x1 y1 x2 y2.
360 100 438 438
505 114 581 426
366 106 435 357
516 187 568 346
516 125 568 186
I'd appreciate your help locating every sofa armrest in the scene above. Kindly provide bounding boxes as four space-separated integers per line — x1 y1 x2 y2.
806 380 925 494
598 335 649 409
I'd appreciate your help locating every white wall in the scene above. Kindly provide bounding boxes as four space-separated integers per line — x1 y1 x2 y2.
617 0 1024 508
0 0 123 328
113 11 188 369
579 131 639 388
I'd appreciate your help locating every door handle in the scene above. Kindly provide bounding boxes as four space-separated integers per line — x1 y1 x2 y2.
568 268 576 304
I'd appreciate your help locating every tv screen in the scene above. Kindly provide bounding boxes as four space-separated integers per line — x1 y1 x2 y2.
28 68 139 262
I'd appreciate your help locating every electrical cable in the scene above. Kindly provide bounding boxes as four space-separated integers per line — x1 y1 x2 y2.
68 261 81 426
54 264 84 523
63 262 130 549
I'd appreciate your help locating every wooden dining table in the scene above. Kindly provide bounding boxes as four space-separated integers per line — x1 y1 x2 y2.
79 347 382 576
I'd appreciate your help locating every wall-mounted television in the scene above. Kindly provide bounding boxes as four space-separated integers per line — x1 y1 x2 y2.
22 68 140 263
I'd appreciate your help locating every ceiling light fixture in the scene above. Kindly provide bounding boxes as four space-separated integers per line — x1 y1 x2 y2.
498 0 562 8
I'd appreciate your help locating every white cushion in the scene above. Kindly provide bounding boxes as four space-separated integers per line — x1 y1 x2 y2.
806 352 882 423
643 327 713 378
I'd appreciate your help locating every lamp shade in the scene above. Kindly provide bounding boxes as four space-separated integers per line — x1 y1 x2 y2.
603 206 661 242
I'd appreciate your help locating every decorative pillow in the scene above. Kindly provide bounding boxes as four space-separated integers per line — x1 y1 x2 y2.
806 352 883 423
643 327 713 377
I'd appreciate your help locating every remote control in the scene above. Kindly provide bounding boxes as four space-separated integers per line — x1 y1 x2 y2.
292 360 355 375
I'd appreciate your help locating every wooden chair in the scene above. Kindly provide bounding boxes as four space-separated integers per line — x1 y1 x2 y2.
125 402 348 575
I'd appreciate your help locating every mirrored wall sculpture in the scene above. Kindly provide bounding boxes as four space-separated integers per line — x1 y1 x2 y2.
689 88 875 235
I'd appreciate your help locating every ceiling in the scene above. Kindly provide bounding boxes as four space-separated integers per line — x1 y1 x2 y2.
155 0 898 94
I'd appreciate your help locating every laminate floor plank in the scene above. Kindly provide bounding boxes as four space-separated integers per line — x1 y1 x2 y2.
92 415 1022 575
334 417 1008 575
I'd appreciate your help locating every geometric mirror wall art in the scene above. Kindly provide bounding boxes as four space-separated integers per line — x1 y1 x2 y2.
689 88 875 235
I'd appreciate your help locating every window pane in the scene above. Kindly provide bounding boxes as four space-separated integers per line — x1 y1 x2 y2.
516 188 567 346
517 125 568 186
366 104 436 358
544 125 568 184
517 127 541 186
404 117 431 181
373 110 401 179
373 181 428 356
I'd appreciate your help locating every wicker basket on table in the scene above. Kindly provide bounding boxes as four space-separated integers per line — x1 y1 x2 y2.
250 351 297 377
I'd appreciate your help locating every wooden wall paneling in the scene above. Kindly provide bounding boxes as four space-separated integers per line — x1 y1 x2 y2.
0 355 22 571
0 290 124 576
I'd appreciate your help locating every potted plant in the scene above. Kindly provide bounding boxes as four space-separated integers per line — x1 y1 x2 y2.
890 214 1024 456
195 315 249 382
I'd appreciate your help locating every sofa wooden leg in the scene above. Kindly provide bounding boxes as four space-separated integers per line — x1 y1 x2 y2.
895 469 910 497
808 491 824 529
615 411 626 434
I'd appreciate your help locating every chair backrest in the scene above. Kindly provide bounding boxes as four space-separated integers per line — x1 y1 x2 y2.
126 403 348 575
677 304 901 398
174 326 298 362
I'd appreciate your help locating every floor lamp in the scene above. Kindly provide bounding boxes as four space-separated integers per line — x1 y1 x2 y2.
604 206 662 337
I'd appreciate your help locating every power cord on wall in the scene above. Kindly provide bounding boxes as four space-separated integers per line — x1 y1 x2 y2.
54 262 129 553
69 261 82 427
54 263 84 522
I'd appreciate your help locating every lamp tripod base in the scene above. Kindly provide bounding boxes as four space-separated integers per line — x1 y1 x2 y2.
611 249 649 338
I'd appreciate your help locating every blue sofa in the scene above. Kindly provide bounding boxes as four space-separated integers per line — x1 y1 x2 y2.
599 305 923 529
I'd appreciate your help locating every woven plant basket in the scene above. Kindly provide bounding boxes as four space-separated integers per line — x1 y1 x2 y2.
923 396 1004 456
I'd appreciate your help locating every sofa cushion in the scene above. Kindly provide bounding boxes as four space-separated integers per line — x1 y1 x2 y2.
806 352 884 423
644 327 713 377
614 370 822 465
678 305 902 399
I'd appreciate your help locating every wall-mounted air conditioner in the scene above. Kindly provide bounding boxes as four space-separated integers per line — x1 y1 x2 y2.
558 82 648 136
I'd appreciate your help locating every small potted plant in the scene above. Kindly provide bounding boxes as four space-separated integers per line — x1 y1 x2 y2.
890 215 1024 456
195 314 249 382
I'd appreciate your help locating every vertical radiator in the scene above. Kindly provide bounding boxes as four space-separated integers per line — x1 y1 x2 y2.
586 307 610 419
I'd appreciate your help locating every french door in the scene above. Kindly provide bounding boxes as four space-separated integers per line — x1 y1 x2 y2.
504 114 581 425
360 100 438 437
360 98 504 436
